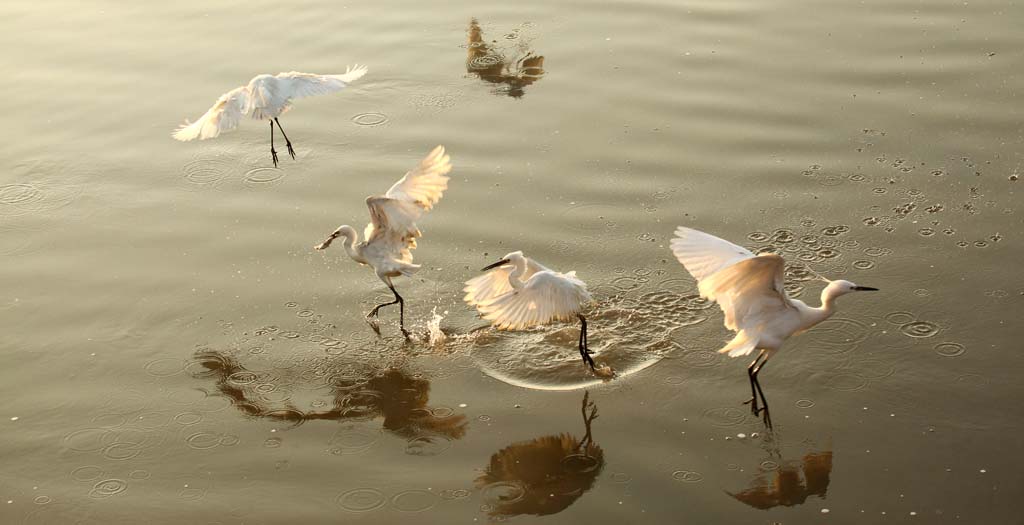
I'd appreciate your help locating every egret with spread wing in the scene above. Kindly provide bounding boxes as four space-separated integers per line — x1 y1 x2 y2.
465 251 596 371
173 65 368 167
313 145 452 337
670 227 878 427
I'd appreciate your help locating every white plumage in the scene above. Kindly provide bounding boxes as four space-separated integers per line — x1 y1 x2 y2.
173 65 368 166
313 145 452 337
670 226 878 426
173 65 368 140
465 251 597 370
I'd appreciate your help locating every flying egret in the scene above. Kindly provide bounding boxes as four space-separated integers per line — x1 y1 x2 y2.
464 251 596 371
670 227 878 427
173 65 368 167
313 145 452 337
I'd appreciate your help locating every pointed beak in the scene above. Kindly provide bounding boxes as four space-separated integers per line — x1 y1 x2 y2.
853 286 879 291
481 259 510 272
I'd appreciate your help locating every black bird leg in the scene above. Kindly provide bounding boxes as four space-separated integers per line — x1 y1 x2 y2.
578 314 596 370
744 350 766 414
366 283 410 339
270 121 279 168
274 118 296 160
751 356 772 429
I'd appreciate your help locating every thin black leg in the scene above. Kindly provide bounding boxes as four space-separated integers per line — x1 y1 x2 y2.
274 118 296 160
751 358 772 429
578 314 596 370
744 350 765 414
270 121 279 168
366 284 409 339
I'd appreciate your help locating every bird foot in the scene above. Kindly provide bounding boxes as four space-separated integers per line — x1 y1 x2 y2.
286 142 296 160
401 328 411 340
271 148 280 168
365 318 382 336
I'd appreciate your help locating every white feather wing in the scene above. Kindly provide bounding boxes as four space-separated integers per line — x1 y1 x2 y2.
275 64 368 100
173 87 248 141
362 146 453 263
670 226 756 283
671 227 795 356
463 258 550 308
384 145 452 210
474 271 592 330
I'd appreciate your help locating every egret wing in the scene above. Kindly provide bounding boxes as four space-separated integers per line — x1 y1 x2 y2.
475 271 592 330
173 87 248 141
701 254 794 355
463 257 550 307
362 146 453 263
363 197 420 264
384 145 452 211
670 227 756 283
274 65 368 100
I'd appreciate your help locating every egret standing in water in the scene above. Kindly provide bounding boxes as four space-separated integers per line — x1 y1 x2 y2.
670 227 878 427
173 65 368 167
314 146 452 338
465 251 597 371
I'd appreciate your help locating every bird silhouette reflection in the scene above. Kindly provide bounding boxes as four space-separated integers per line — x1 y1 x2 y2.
728 449 833 509
192 349 467 441
477 391 603 517
466 18 545 98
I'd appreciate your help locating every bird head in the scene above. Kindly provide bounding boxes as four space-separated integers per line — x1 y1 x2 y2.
826 279 879 296
481 251 524 271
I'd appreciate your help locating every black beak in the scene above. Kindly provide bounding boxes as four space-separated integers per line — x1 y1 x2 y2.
481 259 510 272
853 286 879 291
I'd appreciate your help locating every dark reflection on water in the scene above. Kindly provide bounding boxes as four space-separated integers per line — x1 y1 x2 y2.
477 391 603 517
191 349 468 441
466 18 545 98
727 447 833 510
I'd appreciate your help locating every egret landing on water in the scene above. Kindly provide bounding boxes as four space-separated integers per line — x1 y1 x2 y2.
670 227 878 428
173 65 368 167
465 251 612 376
314 145 452 338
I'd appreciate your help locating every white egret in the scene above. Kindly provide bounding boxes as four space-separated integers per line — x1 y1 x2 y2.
313 145 452 337
173 65 368 167
670 226 878 426
464 251 596 370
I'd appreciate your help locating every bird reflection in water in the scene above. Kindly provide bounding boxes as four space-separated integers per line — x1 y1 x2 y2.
466 18 545 98
191 349 467 441
728 449 833 510
477 391 603 517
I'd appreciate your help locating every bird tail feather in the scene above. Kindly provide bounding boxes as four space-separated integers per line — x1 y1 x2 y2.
719 331 758 357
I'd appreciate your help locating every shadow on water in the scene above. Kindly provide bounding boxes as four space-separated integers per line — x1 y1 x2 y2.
727 444 833 510
477 391 604 518
190 349 468 441
466 18 545 98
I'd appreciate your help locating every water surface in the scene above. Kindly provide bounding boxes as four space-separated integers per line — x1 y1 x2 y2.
1 0 1022 522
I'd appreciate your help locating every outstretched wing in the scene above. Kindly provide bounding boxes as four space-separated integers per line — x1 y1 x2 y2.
363 146 453 262
670 227 756 283
671 227 793 356
172 86 248 141
701 254 791 330
463 257 550 308
274 65 368 100
473 271 592 330
384 145 452 210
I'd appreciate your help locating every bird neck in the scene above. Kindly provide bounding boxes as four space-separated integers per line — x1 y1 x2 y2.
339 226 365 264
508 256 528 290
817 285 842 317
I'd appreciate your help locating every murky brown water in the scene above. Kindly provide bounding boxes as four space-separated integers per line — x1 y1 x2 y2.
2 0 1022 522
